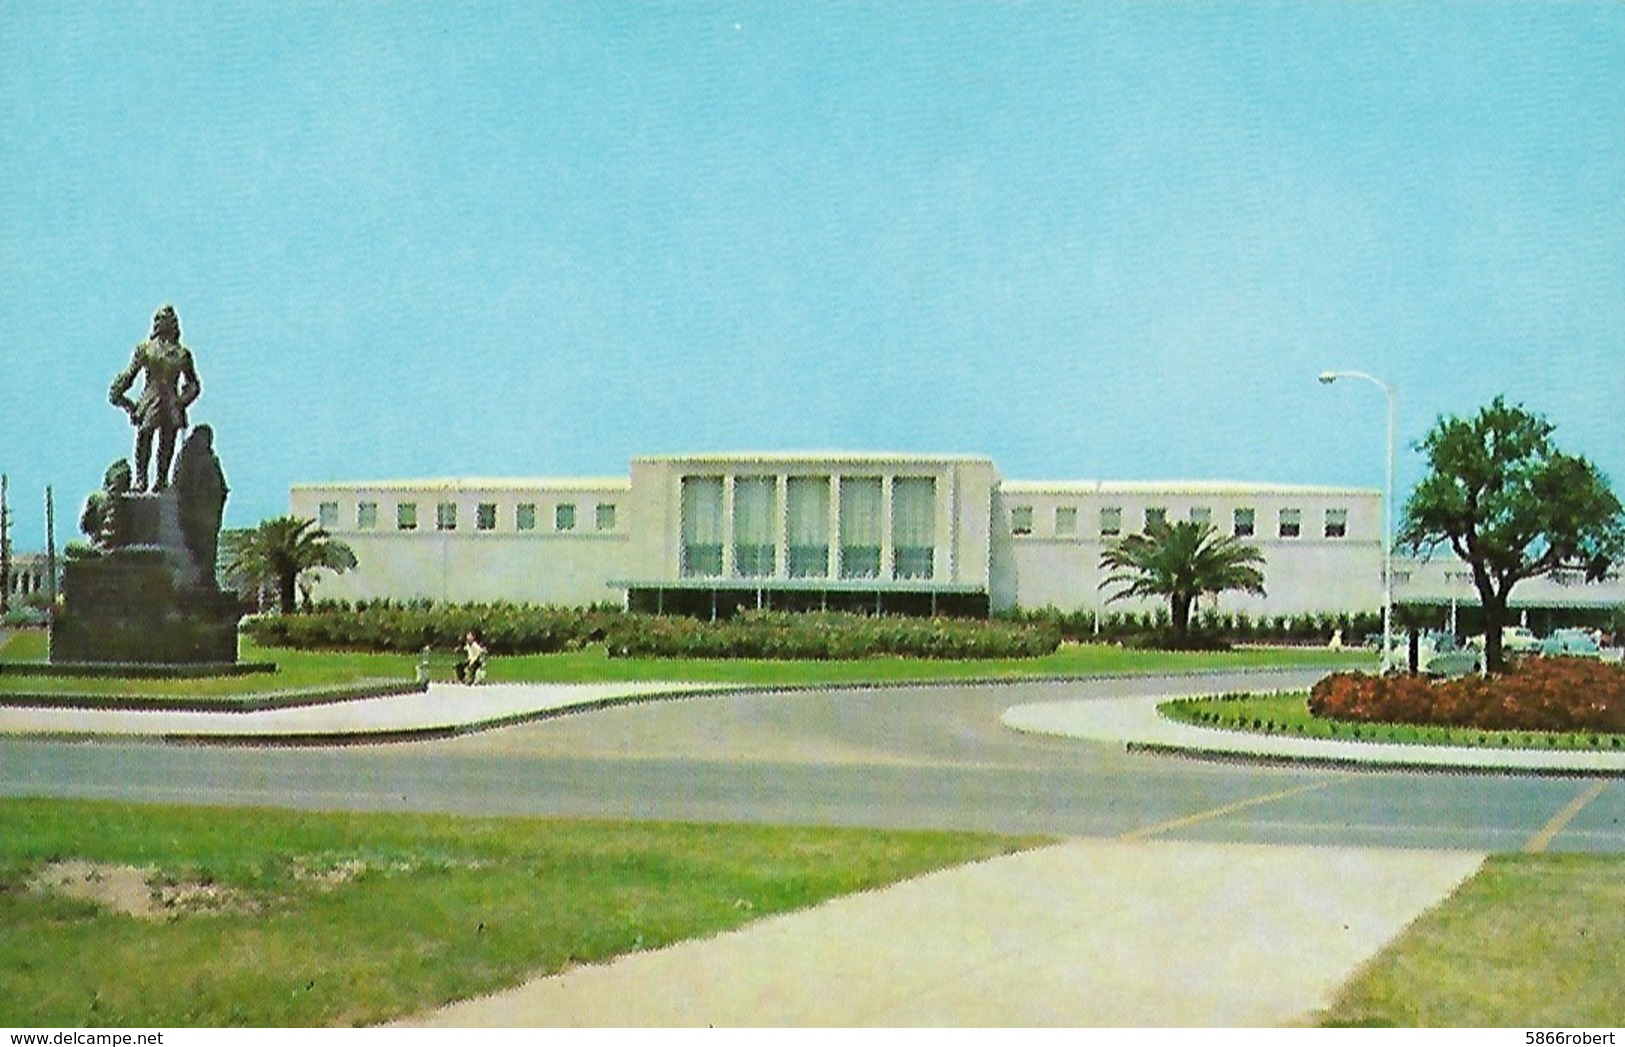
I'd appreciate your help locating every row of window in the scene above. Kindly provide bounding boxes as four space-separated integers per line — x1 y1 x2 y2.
1011 505 1349 540
679 474 937 581
318 500 617 534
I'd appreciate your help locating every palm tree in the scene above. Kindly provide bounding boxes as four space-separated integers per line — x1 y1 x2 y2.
222 516 357 614
1099 519 1266 643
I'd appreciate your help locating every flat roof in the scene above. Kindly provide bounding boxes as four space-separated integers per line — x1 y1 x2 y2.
1000 479 1378 497
291 477 631 493
634 451 997 466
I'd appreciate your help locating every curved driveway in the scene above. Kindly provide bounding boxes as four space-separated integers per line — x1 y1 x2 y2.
4 669 1622 853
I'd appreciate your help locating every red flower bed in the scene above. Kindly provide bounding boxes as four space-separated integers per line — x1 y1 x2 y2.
1309 658 1625 734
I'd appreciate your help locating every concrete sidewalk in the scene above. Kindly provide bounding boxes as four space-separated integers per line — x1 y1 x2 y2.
0 681 736 742
397 838 1484 1027
1003 691 1625 775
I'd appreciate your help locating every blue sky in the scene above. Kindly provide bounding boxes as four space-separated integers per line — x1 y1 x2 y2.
2 2 1621 550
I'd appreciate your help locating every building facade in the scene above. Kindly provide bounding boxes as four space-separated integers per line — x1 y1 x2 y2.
290 452 1624 620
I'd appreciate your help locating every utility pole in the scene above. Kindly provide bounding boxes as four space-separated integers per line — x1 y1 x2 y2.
45 485 57 609
1 472 11 616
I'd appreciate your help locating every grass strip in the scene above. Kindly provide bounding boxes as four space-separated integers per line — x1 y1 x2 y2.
1320 854 1625 1026
1162 692 1625 751
3 627 1373 700
0 797 1044 1027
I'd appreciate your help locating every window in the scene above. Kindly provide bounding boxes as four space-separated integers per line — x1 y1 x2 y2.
476 503 497 531
1100 507 1122 536
1233 508 1255 537
787 476 830 578
1189 507 1211 527
436 502 457 531
396 502 418 531
516 503 536 531
1324 508 1348 539
839 477 883 578
595 503 617 531
1278 508 1301 538
1144 507 1167 531
357 502 378 530
733 476 776 577
1055 506 1078 536
318 501 339 529
1010 506 1034 536
555 503 576 532
892 477 935 580
681 476 724 577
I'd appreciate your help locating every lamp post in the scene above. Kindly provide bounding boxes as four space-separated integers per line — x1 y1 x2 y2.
1319 370 1395 673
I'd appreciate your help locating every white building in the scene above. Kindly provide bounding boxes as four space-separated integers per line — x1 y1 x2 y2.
290 452 1623 620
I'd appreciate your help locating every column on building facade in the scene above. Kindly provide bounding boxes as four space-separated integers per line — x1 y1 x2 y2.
827 472 843 580
774 474 790 580
879 475 895 580
720 475 736 578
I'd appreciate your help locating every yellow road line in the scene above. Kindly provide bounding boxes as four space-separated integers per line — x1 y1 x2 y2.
1524 780 1612 854
1119 779 1338 841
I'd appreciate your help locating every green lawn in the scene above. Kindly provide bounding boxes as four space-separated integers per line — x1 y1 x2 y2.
1163 691 1625 751
0 798 1044 1027
1320 854 1625 1026
1 627 1371 697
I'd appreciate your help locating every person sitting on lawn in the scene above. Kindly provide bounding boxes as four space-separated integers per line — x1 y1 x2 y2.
454 630 488 685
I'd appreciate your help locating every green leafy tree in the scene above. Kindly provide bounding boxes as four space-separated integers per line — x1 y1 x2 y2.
223 516 357 615
1098 519 1266 643
1400 397 1624 672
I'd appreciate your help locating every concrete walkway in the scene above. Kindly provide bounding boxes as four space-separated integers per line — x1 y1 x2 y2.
0 681 737 742
398 838 1484 1027
1003 690 1625 775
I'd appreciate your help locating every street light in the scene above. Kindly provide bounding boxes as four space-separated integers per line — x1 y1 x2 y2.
1319 370 1396 673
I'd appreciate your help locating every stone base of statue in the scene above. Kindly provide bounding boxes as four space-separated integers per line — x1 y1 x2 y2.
49 489 243 666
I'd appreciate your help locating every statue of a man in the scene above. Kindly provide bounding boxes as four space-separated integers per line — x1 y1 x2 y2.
172 424 229 584
109 304 202 492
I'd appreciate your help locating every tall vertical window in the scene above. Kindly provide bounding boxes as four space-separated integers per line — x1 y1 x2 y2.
436 502 458 531
555 503 576 532
1324 508 1348 538
733 476 777 577
1144 507 1167 530
1055 506 1078 536
596 503 617 531
1233 508 1255 537
892 477 936 580
318 501 339 529
839 477 882 578
1100 507 1122 536
476 503 497 531
680 476 724 577
787 476 830 578
357 502 378 530
1278 508 1302 538
397 503 418 531
1010 506 1034 536
516 503 536 531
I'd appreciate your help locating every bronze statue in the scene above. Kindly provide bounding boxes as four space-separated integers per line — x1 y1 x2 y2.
172 424 229 582
109 304 202 491
79 459 134 549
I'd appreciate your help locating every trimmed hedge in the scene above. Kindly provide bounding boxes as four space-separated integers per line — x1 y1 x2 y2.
1003 606 1380 645
242 601 617 655
243 603 1063 661
604 611 1062 661
1310 657 1625 734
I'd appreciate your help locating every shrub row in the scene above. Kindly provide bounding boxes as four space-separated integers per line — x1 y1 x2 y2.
1309 658 1625 734
604 611 1062 661
242 603 1064 661
1003 607 1381 645
242 601 618 655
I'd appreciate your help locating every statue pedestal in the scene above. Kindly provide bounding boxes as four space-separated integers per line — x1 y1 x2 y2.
50 490 239 666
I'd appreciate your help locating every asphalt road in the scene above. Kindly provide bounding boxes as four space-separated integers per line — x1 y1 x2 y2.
4 670 1622 852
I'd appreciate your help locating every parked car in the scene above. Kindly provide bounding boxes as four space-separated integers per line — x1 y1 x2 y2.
1465 626 1542 654
1539 628 1603 659
1416 631 1482 677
